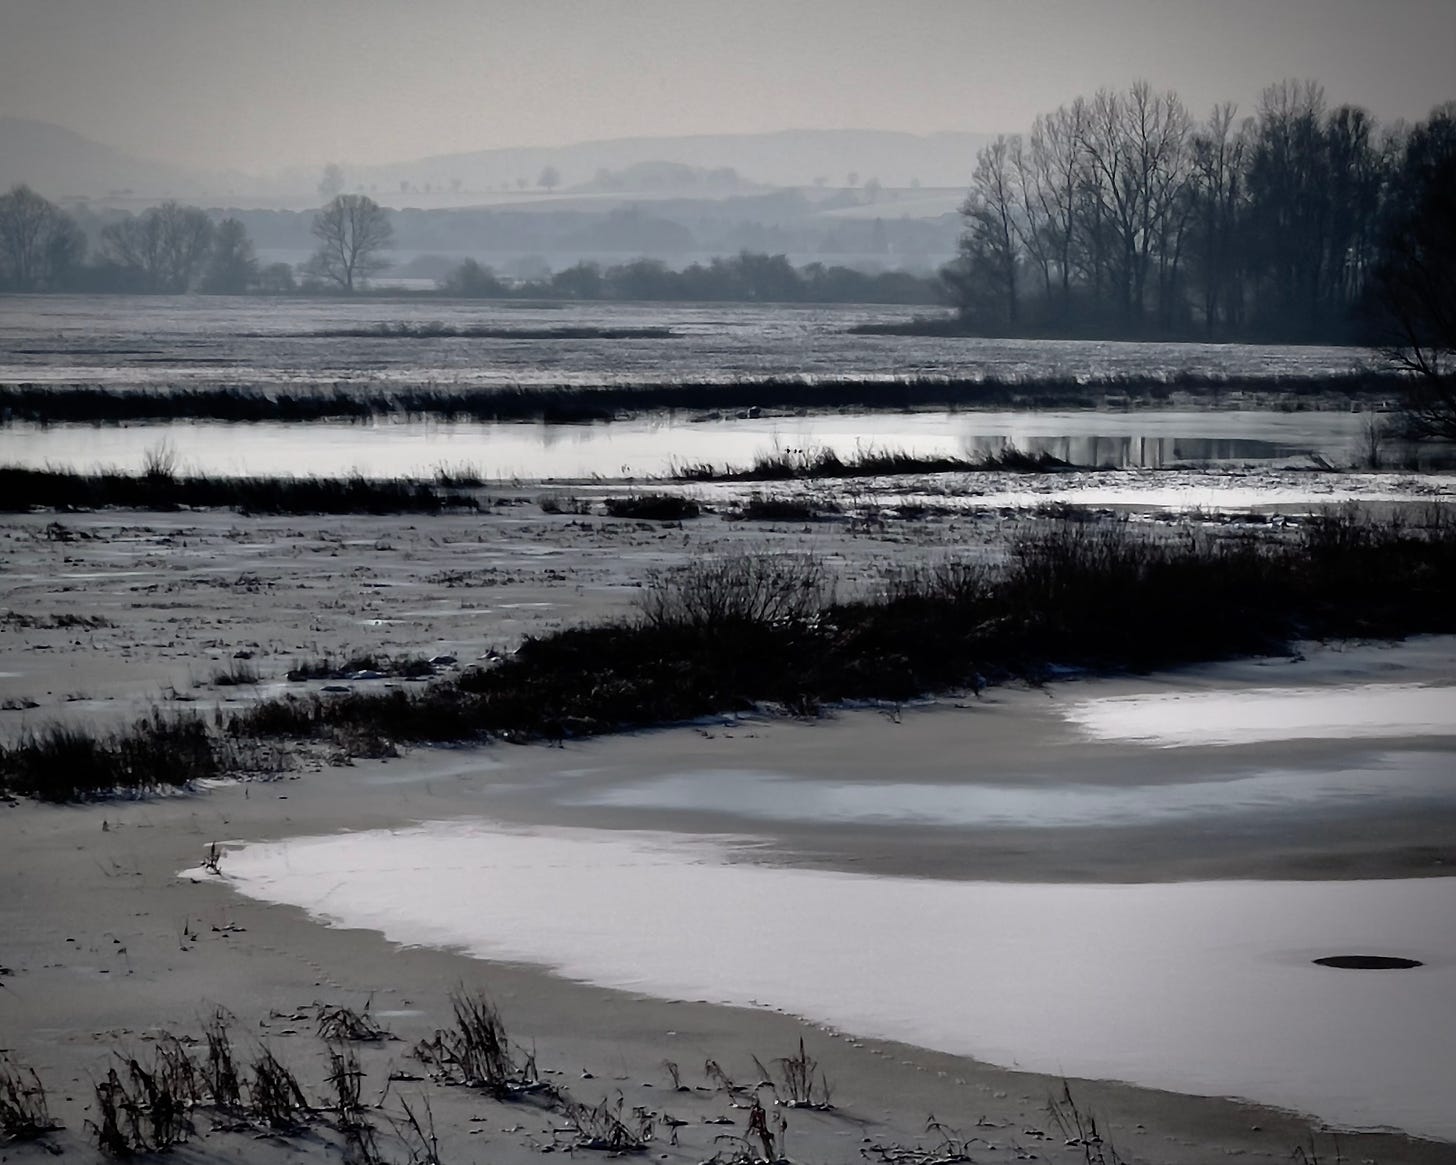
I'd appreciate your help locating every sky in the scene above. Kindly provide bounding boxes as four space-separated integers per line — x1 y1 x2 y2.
1 0 1453 173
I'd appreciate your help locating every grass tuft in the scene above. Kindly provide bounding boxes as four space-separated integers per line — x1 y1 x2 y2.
317 1002 391 1043
560 1092 652 1152
210 662 260 687
0 1057 62 1145
603 493 701 521
411 990 552 1101
734 493 829 523
248 1047 312 1132
0 710 221 802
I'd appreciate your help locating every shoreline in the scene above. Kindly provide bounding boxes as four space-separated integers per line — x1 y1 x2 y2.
3 502 1454 1160
4 691 1454 1162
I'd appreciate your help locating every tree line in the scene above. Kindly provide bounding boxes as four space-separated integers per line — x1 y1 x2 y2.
440 252 940 304
0 186 941 304
947 79 1454 342
0 191 393 294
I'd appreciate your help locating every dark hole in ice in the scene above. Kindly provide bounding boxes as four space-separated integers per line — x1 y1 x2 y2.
1312 954 1423 970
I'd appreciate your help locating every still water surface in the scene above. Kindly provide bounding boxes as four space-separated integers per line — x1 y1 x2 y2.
566 752 1456 829
0 409 1396 480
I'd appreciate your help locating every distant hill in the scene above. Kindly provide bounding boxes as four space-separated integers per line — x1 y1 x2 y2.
0 119 992 210
327 129 993 197
0 117 215 199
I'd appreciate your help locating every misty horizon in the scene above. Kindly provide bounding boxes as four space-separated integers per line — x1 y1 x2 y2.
2 0 1453 176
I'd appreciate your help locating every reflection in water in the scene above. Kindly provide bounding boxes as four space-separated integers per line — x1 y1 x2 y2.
1062 682 1456 747
0 410 1381 480
562 752 1456 827
207 822 1456 1140
958 433 1298 468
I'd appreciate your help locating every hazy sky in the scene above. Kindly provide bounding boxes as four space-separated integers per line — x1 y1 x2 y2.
2 0 1453 172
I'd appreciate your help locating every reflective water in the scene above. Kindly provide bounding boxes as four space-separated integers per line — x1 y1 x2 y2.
0 409 1398 481
1063 683 1456 747
205 822 1456 1141
564 752 1456 828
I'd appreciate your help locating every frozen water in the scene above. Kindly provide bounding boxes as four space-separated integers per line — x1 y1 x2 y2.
205 821 1456 1141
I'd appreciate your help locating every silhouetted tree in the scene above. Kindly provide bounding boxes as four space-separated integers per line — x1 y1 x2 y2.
257 261 297 294
100 201 215 292
1371 104 1456 437
1023 101 1089 320
939 74 1450 341
1187 102 1249 336
440 257 506 297
1077 82 1192 327
0 185 86 290
537 165 562 192
201 218 259 293
306 194 392 291
946 136 1023 327
605 257 677 299
550 261 603 299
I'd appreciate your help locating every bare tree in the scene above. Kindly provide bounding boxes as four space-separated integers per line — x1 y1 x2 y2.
1372 104 1456 437
306 194 392 291
946 136 1024 328
1189 103 1249 335
0 185 86 290
1019 101 1088 318
1245 80 1331 332
100 201 215 292
1077 82 1192 327
202 218 259 294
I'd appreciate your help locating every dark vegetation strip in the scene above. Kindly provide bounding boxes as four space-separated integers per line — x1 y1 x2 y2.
0 466 479 515
285 653 441 681
602 493 702 521
225 512 1450 750
674 444 1074 481
6 511 1452 803
0 713 222 803
0 370 1405 427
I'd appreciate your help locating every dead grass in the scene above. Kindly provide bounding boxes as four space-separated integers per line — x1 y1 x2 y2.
411 990 552 1101
770 1038 833 1110
248 1046 312 1132
0 1056 62 1145
559 1092 653 1152
326 1046 384 1165
201 1008 243 1111
317 1001 393 1043
91 1044 200 1157
1047 1082 1125 1165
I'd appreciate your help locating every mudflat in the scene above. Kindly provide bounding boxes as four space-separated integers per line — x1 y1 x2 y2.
3 503 1454 1162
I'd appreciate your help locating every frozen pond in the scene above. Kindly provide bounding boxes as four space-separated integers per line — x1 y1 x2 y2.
0 295 1377 389
0 409 1421 481
564 751 1456 829
204 822 1456 1141
1063 682 1456 747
